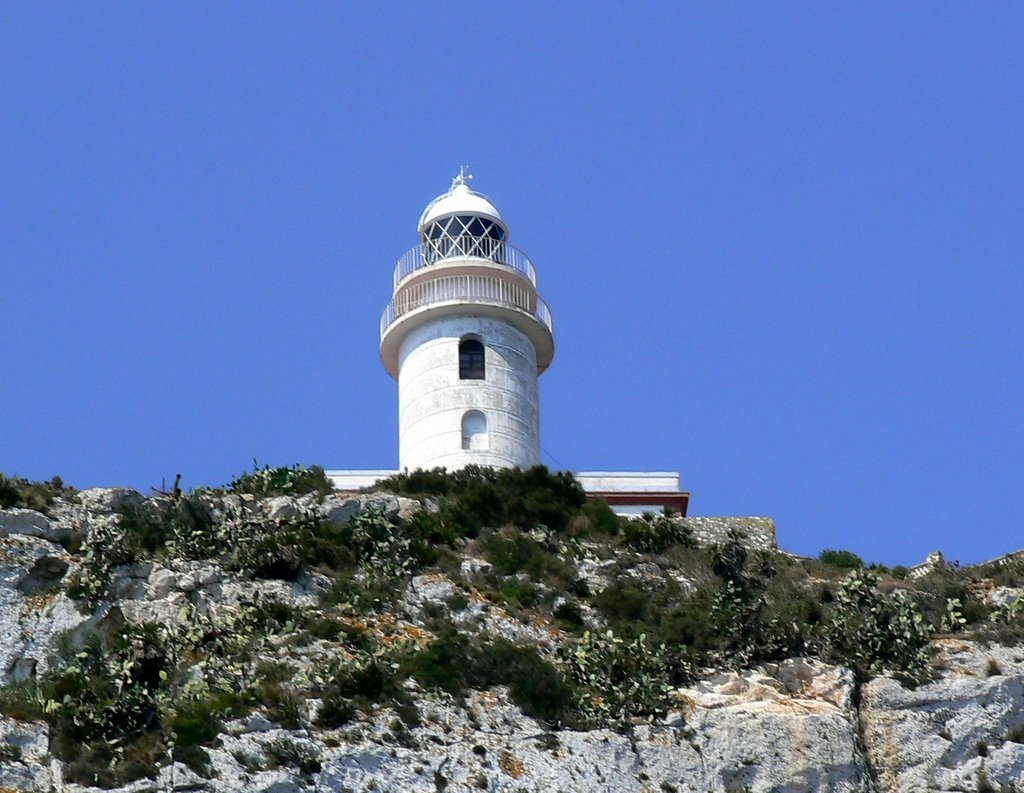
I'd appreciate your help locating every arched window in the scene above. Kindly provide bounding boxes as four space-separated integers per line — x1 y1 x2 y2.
462 410 488 450
459 338 485 380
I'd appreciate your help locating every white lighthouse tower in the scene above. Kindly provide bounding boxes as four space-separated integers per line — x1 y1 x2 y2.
379 170 555 471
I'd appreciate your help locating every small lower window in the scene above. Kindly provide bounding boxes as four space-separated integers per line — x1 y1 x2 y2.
462 410 488 450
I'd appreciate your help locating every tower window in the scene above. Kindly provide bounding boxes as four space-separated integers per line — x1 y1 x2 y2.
462 410 488 450
459 338 485 380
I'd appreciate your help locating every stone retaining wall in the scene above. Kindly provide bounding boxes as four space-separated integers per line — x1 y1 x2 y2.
676 516 777 551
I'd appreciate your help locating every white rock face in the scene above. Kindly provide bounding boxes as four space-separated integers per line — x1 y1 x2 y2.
861 639 1024 793
0 717 51 792
5 493 1024 793
0 534 85 683
310 667 867 793
75 487 144 514
0 508 67 543
320 493 422 527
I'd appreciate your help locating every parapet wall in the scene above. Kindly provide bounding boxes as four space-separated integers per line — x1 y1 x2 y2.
676 516 777 552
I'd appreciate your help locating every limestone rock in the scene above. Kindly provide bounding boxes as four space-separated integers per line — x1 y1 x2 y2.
5 487 1024 793
861 638 1024 792
75 487 144 514
459 556 493 579
266 495 303 522
0 535 86 683
320 493 421 527
0 508 67 543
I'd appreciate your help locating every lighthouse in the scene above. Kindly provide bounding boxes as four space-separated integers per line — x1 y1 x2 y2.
379 170 555 471
330 172 687 515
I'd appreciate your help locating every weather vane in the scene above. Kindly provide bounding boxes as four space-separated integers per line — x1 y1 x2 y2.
452 165 473 188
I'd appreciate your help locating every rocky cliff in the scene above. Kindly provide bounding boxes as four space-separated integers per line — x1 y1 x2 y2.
0 469 1021 793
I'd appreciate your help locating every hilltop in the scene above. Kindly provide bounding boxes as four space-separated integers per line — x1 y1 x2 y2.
0 466 1022 792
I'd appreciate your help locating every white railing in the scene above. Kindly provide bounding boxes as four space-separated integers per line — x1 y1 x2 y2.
393 241 537 288
380 274 553 339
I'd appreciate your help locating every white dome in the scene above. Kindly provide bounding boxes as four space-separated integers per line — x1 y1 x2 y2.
418 178 504 231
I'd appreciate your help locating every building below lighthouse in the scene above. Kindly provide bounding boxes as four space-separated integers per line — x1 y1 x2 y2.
329 171 688 515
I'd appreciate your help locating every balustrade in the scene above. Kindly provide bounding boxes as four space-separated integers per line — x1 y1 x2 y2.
380 273 553 339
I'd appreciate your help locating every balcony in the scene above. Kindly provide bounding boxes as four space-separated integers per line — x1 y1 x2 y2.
380 273 553 340
393 241 537 288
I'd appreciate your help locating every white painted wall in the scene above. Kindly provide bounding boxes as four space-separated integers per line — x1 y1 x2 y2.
397 314 540 471
575 472 681 492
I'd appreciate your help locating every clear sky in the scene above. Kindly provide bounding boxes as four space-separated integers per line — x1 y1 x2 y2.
2 4 1021 565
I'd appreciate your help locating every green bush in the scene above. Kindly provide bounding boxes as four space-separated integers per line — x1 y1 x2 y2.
228 462 334 499
402 629 575 726
263 736 322 779
553 600 585 629
581 498 621 537
0 473 75 514
818 549 865 570
492 577 543 609
376 465 586 534
478 529 573 580
820 569 931 681
561 629 673 729
118 492 216 557
317 657 417 728
619 512 695 554
167 698 222 747
0 678 45 722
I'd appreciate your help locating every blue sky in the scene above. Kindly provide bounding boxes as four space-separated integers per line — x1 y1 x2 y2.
1 4 1021 565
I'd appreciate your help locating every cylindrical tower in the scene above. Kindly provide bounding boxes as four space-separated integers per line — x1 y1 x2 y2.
380 171 555 471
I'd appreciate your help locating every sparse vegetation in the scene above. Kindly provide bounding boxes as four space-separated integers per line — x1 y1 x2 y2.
0 472 75 514
402 629 576 726
619 510 695 554
818 549 864 569
4 463 1024 786
228 461 334 499
561 629 674 728
374 464 586 535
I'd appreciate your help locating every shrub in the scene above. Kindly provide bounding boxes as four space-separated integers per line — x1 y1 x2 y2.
820 569 931 681
0 473 75 514
0 678 45 722
478 529 574 583
324 571 401 611
619 512 695 554
119 492 215 557
581 498 621 536
228 462 334 499
263 736 322 779
560 629 673 729
317 656 417 728
166 698 222 747
912 567 991 629
70 496 332 605
376 465 586 534
553 600 585 629
402 629 575 726
818 549 864 570
710 528 750 588
339 507 417 577
493 577 543 609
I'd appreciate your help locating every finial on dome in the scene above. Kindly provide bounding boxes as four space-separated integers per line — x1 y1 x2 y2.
452 165 473 190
